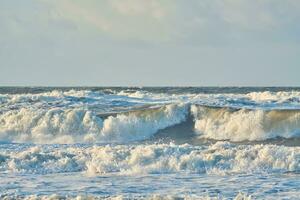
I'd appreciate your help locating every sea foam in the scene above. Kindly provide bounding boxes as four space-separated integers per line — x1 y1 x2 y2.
192 105 300 141
1 142 299 175
0 104 188 144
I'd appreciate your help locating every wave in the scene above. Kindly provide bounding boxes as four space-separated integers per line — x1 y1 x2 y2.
2 89 300 111
2 102 300 144
192 105 300 142
246 91 300 103
117 90 300 108
2 88 300 144
1 142 299 175
0 104 188 144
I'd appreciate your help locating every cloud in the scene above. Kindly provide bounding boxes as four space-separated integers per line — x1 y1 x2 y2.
41 0 174 43
1 0 300 86
110 0 166 19
170 0 300 44
1 0 300 45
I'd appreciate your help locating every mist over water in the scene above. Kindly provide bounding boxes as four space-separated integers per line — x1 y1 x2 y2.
1 87 300 199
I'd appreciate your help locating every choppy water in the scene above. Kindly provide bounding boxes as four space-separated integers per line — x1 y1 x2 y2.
1 87 300 199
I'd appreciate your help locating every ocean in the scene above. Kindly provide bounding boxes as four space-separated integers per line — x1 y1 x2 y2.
0 87 300 199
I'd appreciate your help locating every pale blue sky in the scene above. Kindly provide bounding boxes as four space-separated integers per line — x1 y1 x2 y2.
0 0 299 86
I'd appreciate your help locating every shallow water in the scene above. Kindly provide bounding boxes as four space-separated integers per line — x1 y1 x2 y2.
1 171 300 199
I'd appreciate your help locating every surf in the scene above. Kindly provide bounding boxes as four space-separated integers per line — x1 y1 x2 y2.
1 103 300 144
0 104 189 144
192 105 300 142
1 142 299 175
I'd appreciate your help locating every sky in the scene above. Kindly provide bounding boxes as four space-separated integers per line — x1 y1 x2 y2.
0 0 300 86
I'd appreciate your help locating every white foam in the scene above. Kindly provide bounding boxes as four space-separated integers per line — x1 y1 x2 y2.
2 90 93 104
0 104 188 144
2 89 300 144
0 108 103 144
191 105 300 141
155 90 300 108
100 104 188 142
246 91 300 103
2 90 300 114
1 142 299 175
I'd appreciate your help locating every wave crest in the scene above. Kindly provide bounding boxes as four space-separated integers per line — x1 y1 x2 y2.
0 104 188 144
192 105 300 141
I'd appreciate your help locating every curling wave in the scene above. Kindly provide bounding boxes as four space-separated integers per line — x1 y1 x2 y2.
2 103 300 144
0 104 188 144
192 105 300 142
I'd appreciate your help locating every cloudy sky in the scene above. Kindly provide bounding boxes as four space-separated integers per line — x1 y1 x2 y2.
0 0 299 86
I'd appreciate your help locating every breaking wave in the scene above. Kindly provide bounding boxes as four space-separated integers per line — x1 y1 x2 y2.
192 105 300 142
2 103 300 144
2 88 300 199
246 91 300 103
2 89 300 144
0 142 299 175
0 104 188 144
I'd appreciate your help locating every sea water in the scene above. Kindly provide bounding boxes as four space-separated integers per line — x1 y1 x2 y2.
1 87 300 199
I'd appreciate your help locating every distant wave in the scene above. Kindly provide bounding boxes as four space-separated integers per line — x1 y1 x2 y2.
1 142 299 175
118 90 300 107
2 89 300 110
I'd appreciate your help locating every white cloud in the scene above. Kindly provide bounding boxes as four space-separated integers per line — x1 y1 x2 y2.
1 0 300 86
170 0 300 44
110 0 166 19
1 0 300 45
41 0 173 43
